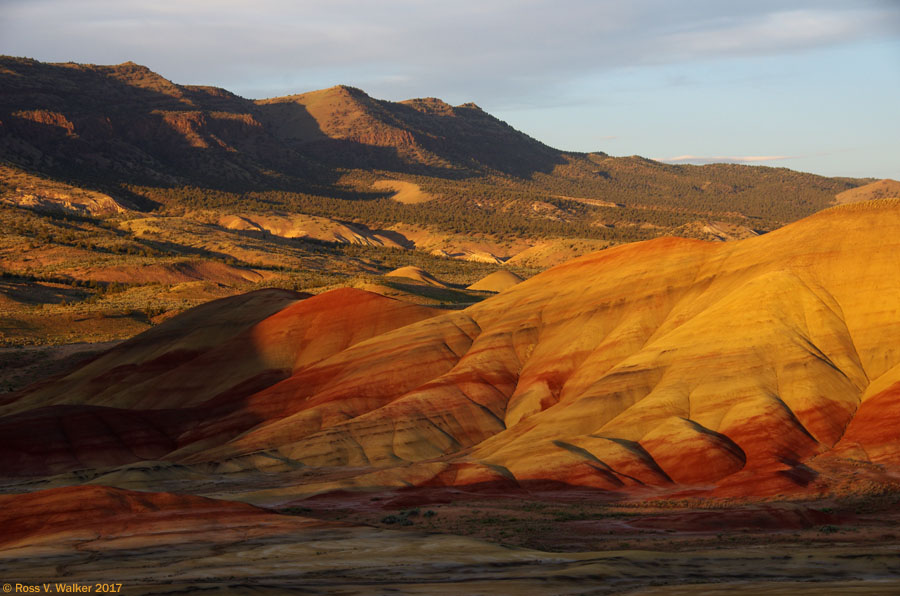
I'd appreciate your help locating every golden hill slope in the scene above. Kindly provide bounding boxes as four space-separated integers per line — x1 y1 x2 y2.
834 178 900 205
384 265 449 288
467 270 524 292
5 201 900 500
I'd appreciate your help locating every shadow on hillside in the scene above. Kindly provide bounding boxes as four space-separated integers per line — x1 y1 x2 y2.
0 278 89 305
130 233 252 264
255 99 568 180
0 288 305 478
377 278 486 305
217 219 416 251
388 100 568 178
0 59 311 200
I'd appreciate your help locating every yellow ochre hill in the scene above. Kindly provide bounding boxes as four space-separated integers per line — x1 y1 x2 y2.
466 270 524 292
384 265 449 288
4 200 900 503
834 178 900 205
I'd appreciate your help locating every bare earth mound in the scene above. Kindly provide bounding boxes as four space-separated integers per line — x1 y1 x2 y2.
467 269 524 292
72 259 269 286
219 212 409 248
0 164 133 216
373 179 435 204
834 178 900 205
384 265 449 288
506 239 610 269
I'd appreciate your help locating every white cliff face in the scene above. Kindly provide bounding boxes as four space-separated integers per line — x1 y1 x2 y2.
9 190 130 216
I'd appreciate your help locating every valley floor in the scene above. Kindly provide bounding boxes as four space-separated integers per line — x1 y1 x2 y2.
2 520 898 595
1 481 899 595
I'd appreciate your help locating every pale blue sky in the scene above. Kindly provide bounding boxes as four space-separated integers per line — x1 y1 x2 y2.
1 0 898 179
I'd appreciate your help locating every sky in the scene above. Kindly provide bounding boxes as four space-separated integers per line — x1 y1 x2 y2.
1 0 898 179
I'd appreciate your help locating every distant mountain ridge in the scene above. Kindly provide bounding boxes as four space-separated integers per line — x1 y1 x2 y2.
0 55 875 239
0 57 561 185
0 58 311 188
256 84 563 175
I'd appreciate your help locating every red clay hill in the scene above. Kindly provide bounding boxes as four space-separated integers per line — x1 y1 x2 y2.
4 200 900 501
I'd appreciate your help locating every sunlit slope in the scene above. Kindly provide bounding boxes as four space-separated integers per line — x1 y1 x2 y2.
0 288 440 475
384 266 449 288
203 199 899 495
4 200 900 497
467 270 524 292
474 200 900 493
834 178 900 205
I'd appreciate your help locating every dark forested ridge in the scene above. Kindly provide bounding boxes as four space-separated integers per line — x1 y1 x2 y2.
0 55 870 242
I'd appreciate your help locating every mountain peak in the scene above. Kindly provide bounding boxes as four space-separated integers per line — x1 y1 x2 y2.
326 84 370 98
97 60 184 97
116 60 147 69
401 97 455 115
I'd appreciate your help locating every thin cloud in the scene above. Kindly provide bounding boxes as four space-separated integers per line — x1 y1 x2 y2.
1 0 897 179
660 155 798 165
658 8 892 60
0 0 897 103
